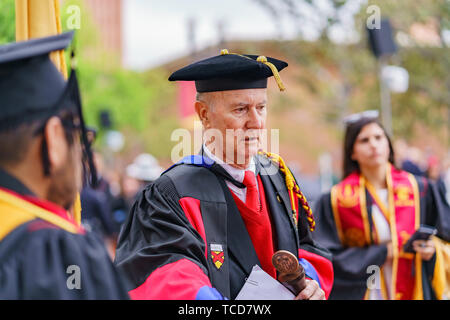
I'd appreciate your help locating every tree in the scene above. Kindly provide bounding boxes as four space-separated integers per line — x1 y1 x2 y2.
254 0 450 143
59 0 178 159
0 0 16 44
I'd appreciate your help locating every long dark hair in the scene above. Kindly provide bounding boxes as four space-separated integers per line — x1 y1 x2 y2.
343 117 395 178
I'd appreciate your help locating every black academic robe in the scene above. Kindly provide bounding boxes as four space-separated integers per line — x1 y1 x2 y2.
313 173 450 300
114 154 334 300
0 169 129 299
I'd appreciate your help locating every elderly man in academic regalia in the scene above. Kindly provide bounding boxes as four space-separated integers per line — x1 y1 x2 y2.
115 50 334 300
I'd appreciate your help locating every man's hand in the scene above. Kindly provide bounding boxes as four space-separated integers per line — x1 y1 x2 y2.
294 279 325 300
412 239 435 261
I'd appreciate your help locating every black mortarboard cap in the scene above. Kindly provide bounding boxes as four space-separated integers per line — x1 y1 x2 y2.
0 31 74 126
168 49 288 92
0 31 98 187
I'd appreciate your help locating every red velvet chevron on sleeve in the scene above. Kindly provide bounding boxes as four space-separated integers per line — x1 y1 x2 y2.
298 248 334 299
128 258 213 300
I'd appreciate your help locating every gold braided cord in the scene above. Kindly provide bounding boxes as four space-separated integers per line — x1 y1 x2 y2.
219 49 286 92
256 56 286 91
259 151 316 231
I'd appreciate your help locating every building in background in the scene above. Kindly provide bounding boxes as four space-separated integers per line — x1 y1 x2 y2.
83 0 123 65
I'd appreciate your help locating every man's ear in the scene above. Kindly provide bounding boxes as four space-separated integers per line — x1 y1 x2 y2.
195 100 210 128
44 116 68 172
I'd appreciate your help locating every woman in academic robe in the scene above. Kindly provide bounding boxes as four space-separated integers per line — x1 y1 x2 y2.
313 111 450 300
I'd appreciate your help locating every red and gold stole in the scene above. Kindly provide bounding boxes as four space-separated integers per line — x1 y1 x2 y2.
0 188 83 242
331 164 423 300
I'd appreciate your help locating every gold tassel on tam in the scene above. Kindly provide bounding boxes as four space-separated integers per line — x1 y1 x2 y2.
256 55 286 91
220 49 286 91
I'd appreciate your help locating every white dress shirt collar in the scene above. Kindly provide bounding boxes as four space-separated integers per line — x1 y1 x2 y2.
202 143 256 183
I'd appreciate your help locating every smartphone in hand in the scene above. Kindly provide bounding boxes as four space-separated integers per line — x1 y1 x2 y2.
403 225 437 253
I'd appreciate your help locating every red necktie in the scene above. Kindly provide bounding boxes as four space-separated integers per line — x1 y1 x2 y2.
243 171 260 213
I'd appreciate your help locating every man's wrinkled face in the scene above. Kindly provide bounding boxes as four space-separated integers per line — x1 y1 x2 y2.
201 88 267 169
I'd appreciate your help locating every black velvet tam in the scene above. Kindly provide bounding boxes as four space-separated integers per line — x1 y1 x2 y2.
169 51 288 92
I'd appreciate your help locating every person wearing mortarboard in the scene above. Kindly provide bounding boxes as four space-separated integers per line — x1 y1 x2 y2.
0 32 129 299
312 111 450 300
114 50 334 300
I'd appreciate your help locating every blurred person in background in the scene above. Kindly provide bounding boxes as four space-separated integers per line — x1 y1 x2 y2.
395 139 428 176
289 162 322 206
80 148 118 258
443 153 450 205
111 153 163 229
403 146 426 176
426 155 449 207
313 111 450 300
426 155 442 182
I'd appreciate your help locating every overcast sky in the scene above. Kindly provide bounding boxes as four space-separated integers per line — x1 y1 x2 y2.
122 0 368 70
123 0 302 70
